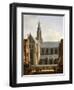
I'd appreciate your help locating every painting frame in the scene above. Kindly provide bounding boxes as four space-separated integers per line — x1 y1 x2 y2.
10 3 72 87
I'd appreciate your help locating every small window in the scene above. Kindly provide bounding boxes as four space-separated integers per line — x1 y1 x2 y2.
48 48 51 55
55 48 58 54
49 59 53 64
41 48 44 55
46 48 48 55
51 48 53 54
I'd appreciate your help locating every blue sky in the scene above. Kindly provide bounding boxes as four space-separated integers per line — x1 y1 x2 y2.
23 14 64 42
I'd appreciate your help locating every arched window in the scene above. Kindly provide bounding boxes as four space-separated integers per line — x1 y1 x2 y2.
55 48 58 54
41 48 44 55
46 48 48 55
51 48 53 54
49 59 53 64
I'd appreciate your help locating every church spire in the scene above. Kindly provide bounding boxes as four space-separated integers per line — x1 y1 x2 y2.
37 22 41 31
36 21 43 43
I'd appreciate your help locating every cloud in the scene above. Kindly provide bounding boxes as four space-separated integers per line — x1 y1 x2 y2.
43 29 63 41
23 15 64 42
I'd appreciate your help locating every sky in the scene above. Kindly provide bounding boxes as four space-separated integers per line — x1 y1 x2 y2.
23 14 64 42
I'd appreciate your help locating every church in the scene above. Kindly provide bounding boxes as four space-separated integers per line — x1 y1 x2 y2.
24 22 60 66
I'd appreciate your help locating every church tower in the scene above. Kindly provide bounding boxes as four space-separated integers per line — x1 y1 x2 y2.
36 22 43 43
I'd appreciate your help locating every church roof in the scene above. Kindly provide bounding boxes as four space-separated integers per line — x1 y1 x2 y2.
41 42 59 48
24 34 29 39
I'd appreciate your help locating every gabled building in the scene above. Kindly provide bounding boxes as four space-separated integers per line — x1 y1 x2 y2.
24 39 30 65
36 22 59 65
24 34 38 66
24 22 62 66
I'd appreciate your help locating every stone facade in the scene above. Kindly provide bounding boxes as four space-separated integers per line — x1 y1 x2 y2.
24 22 63 67
24 39 30 65
40 42 59 65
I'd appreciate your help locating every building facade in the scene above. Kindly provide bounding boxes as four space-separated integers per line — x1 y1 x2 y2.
24 34 38 66
58 39 63 72
24 22 63 67
40 42 59 65
24 39 30 65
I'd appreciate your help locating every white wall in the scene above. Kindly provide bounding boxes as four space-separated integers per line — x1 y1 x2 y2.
0 0 74 89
